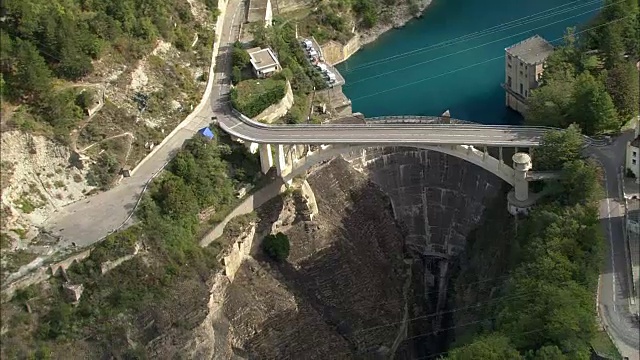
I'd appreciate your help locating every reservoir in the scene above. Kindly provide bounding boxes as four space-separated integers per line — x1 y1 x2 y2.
337 0 602 124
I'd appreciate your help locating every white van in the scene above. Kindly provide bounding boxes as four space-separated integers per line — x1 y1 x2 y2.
316 63 328 73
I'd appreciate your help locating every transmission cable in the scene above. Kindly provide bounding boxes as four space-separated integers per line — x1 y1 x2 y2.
344 1 616 87
349 14 635 102
341 0 600 74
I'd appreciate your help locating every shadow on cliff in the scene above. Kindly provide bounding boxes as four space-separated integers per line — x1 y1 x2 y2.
247 159 410 359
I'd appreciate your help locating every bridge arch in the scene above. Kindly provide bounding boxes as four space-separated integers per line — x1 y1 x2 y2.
279 144 517 186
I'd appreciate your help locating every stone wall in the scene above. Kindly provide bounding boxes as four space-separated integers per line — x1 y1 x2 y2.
253 80 294 123
221 224 256 282
321 36 361 66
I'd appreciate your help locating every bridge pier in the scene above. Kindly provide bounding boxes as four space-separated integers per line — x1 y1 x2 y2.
275 144 287 177
259 143 273 174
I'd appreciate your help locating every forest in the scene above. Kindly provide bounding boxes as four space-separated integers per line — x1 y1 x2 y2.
525 0 639 135
0 0 219 141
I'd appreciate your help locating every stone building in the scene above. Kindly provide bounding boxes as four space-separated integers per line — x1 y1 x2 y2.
503 35 554 115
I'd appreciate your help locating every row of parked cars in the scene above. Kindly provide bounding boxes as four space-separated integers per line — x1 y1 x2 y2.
301 39 337 85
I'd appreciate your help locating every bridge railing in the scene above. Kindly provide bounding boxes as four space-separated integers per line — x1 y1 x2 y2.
229 109 610 147
367 116 610 147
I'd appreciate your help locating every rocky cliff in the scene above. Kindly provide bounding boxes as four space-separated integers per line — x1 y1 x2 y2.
183 158 409 358
182 149 505 359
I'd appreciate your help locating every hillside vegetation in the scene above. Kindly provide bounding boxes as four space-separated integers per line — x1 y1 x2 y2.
446 126 606 359
0 129 262 358
297 0 423 44
1 0 219 141
525 0 640 135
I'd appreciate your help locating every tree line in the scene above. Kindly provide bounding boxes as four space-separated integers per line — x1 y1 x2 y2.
525 0 640 135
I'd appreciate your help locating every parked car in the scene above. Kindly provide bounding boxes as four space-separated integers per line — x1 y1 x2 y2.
316 63 328 73
302 39 313 49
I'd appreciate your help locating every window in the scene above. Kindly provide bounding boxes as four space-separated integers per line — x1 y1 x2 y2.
524 90 528 97
633 159 637 165
520 61 523 67
520 71 523 76
520 83 523 95
508 76 512 87
525 65 528 70
508 55 512 61
633 151 637 157
508 63 512 68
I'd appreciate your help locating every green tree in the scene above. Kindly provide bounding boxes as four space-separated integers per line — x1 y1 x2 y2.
600 23 625 69
8 39 53 100
570 72 619 135
533 125 584 171
526 345 567 360
231 66 242 85
446 335 522 360
605 60 640 123
262 232 290 261
525 79 574 128
497 280 595 356
232 47 250 68
560 160 602 206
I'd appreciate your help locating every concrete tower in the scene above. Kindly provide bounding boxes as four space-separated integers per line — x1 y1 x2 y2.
512 152 532 201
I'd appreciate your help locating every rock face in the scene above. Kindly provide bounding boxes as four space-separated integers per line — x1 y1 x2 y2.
351 147 504 256
192 159 409 359
172 149 505 359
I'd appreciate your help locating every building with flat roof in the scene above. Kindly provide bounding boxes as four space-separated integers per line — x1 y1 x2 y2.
503 35 554 115
247 0 273 27
248 47 281 78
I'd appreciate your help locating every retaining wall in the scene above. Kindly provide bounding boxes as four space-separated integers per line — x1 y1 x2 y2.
321 36 360 66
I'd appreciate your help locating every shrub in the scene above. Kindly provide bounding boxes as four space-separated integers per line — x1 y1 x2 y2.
262 232 290 261
230 79 286 117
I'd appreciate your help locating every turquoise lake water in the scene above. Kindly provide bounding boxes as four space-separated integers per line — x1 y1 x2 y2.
337 0 602 124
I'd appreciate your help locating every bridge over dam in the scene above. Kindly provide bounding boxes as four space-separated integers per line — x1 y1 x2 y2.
217 109 606 215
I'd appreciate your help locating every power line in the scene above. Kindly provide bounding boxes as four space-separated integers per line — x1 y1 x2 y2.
326 276 599 359
344 1 614 87
349 14 635 102
341 0 599 74
353 285 540 334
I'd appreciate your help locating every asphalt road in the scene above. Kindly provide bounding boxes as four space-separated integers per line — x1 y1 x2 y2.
589 132 640 360
43 0 247 248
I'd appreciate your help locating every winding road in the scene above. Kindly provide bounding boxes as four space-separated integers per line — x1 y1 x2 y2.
38 0 638 357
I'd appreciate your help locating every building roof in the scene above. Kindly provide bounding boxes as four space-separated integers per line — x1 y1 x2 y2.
247 0 270 23
249 47 280 71
506 35 555 65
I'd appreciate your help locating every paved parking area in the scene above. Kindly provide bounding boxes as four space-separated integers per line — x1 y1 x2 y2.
300 37 345 87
